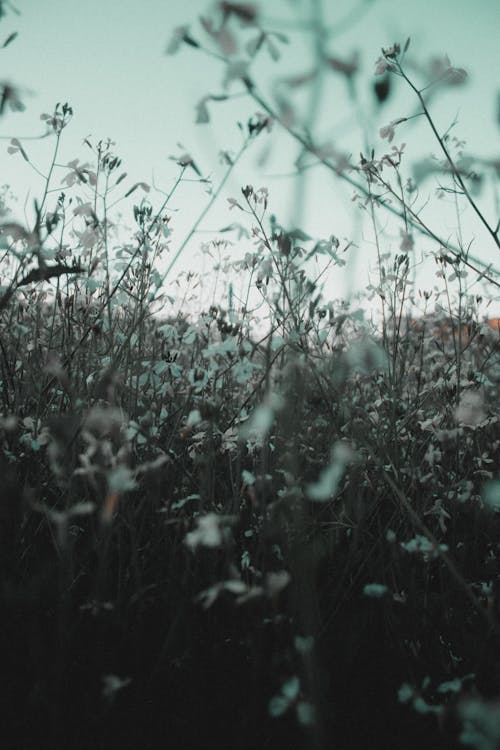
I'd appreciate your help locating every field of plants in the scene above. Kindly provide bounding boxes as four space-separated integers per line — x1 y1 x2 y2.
1 3 499 749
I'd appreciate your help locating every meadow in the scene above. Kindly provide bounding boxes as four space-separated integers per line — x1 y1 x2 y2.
0 4 499 749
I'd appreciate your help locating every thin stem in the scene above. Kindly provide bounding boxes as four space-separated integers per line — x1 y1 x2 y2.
38 131 62 216
398 64 500 251
382 466 500 637
243 79 500 283
105 137 251 369
364 165 500 291
38 167 187 400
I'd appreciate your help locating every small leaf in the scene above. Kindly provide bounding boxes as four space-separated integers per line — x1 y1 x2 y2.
294 635 314 654
246 32 264 58
272 31 289 44
195 97 210 124
166 25 197 55
8 137 28 161
194 94 227 125
241 469 255 485
102 674 131 700
269 694 289 717
449 67 467 84
398 683 414 703
69 501 95 517
282 676 300 700
124 182 150 198
403 37 411 53
125 183 139 197
297 702 315 726
437 678 465 694
183 36 200 49
363 583 388 598
224 580 248 595
266 36 280 62
223 60 249 89
2 31 18 48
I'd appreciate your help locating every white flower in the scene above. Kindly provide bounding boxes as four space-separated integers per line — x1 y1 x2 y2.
374 57 390 76
185 513 235 549
379 118 407 143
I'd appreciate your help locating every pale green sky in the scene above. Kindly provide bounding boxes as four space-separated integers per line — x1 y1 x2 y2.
1 0 499 319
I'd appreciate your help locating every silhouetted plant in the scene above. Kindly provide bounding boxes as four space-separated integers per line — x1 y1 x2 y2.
0 3 499 750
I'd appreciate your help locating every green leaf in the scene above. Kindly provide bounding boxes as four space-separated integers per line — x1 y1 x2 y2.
107 466 137 493
297 702 315 726
182 326 197 345
269 694 289 717
266 36 280 62
153 361 169 376
294 635 314 654
398 683 414 703
242 469 255 485
282 676 300 700
437 678 464 694
413 697 441 715
171 494 200 511
363 583 388 598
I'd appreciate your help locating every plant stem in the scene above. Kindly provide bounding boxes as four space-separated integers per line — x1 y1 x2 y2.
399 65 500 251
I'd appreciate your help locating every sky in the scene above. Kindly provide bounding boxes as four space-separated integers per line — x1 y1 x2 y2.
1 0 499 324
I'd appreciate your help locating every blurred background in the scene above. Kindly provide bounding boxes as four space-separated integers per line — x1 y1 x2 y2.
1 0 499 322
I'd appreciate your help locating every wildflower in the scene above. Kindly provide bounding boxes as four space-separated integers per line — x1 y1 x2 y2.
379 117 407 143
374 56 391 76
185 513 235 549
382 43 401 59
399 229 414 253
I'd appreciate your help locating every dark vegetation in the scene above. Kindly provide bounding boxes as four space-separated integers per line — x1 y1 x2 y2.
1 2 499 749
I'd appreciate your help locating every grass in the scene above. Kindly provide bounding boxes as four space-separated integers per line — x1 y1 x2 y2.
0 4 499 750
